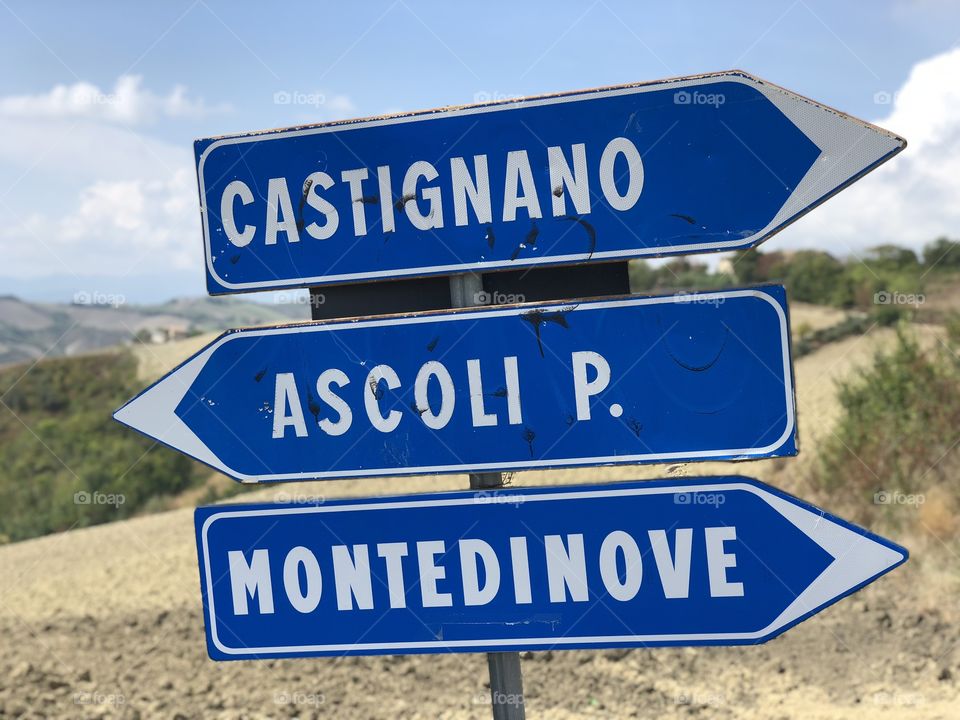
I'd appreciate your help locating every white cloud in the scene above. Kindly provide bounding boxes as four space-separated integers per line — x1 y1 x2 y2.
4 166 199 279
325 94 357 118
786 47 960 257
0 75 229 125
0 77 361 297
0 77 206 285
270 89 358 123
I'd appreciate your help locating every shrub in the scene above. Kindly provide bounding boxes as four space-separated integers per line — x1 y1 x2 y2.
922 237 960 270
816 327 960 530
0 351 203 542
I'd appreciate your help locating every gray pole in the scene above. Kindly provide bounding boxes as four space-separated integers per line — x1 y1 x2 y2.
450 274 526 720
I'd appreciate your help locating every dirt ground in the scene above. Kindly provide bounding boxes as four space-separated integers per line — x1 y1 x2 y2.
1 316 957 719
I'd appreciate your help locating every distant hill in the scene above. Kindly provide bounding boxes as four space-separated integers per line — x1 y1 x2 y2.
0 295 310 367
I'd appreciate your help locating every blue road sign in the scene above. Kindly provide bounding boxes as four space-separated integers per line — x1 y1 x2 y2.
113 286 797 483
196 70 904 295
194 476 907 660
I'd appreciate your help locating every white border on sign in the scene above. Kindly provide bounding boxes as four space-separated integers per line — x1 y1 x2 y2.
151 289 794 482
200 480 904 656
197 72 903 291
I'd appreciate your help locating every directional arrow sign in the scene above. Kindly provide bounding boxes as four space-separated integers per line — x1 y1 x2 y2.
114 287 797 483
196 70 904 294
194 477 907 659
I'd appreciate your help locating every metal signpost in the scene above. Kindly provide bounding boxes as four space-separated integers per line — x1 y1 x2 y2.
452 272 526 719
194 477 907 659
114 70 908 719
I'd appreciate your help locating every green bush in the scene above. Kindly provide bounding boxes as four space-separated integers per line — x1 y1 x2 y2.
633 240 951 315
923 237 960 270
0 351 203 542
629 258 733 294
769 250 855 306
815 327 960 524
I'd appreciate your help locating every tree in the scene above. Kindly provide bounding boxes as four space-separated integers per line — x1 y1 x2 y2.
781 251 852 306
922 237 960 270
866 244 919 272
731 248 761 283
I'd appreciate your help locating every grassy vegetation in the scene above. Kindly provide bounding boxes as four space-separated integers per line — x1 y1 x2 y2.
631 236 960 324
629 256 735 294
814 320 960 534
0 351 204 543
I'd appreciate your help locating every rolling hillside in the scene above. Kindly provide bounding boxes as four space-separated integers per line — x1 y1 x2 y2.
0 295 309 367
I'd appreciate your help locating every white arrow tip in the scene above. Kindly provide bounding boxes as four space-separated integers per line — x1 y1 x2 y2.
756 485 907 637
114 345 232 477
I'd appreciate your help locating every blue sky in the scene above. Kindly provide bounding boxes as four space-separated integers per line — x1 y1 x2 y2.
1 0 959 302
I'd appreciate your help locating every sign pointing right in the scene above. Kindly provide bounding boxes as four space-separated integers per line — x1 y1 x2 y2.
195 477 906 660
196 70 906 294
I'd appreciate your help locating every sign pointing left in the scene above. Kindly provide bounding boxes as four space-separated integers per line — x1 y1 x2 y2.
113 288 797 483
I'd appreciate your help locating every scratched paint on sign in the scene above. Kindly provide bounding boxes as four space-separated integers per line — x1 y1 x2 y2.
114 287 797 483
